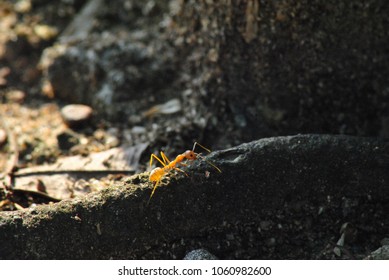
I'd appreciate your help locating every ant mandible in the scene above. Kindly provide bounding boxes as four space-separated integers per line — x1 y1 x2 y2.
148 142 221 203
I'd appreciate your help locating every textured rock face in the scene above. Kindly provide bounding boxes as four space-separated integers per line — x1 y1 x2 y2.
39 0 178 121
209 0 389 141
0 135 388 259
39 1 389 148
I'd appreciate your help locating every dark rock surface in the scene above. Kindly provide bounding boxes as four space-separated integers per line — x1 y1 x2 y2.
0 134 388 259
205 1 389 142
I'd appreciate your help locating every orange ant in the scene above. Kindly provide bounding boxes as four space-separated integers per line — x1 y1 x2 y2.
148 142 221 203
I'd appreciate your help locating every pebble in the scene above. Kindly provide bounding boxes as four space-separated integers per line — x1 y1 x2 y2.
368 245 389 260
6 90 25 103
61 104 93 128
33 24 58 41
0 129 7 146
183 249 218 260
131 126 146 134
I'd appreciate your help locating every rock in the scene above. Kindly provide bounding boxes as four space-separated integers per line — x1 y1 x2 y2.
33 24 58 41
183 249 218 260
5 90 25 103
0 135 389 259
367 246 389 260
0 129 7 146
381 238 389 246
60 104 93 128
164 1 389 146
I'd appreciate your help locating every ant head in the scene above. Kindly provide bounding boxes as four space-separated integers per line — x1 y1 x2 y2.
184 150 197 160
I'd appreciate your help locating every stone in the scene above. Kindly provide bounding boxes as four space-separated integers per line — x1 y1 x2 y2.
183 249 218 260
367 246 389 260
60 104 93 128
5 90 25 103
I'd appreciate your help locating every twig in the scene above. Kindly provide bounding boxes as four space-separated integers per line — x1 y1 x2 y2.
13 169 135 178
12 189 61 202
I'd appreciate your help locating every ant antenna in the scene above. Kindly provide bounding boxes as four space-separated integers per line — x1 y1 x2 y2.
192 142 211 153
192 142 222 173
197 154 222 173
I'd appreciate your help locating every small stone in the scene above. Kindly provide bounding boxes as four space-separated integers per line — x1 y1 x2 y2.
0 129 7 147
6 90 25 103
105 135 120 148
207 48 218 62
339 222 358 243
334 233 345 257
14 0 32 13
61 104 93 128
33 24 58 41
183 249 218 260
131 126 146 134
368 245 389 260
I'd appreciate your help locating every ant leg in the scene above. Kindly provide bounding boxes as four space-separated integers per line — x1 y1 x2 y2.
173 167 189 177
148 179 161 205
192 142 211 153
160 151 171 164
150 153 167 167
